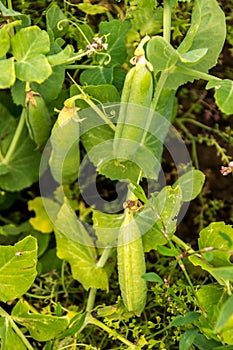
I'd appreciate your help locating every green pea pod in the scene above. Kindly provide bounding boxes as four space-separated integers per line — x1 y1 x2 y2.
117 209 147 316
49 105 80 184
25 91 52 148
114 57 153 159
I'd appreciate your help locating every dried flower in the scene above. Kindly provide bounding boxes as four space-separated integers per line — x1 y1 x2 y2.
86 36 108 56
220 161 233 176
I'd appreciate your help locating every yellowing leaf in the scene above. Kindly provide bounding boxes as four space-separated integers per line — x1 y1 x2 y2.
28 197 60 233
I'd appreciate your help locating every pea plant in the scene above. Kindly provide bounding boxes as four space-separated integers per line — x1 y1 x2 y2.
0 0 233 349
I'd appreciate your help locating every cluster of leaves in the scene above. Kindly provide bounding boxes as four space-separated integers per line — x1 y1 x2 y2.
0 0 233 349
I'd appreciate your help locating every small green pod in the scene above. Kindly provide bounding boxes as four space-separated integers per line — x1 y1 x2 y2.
25 91 52 148
49 105 80 184
114 58 153 159
117 210 147 316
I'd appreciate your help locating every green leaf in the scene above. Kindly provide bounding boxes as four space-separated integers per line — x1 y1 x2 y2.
197 284 227 319
193 334 222 350
0 236 37 302
195 284 229 344
189 222 233 285
11 26 52 83
198 222 233 266
179 329 199 350
99 19 131 65
0 27 10 58
15 55 52 84
147 36 180 72
0 164 8 175
214 295 233 343
165 0 226 89
80 66 115 85
0 318 27 350
141 272 164 284
31 66 65 104
56 312 87 339
81 84 120 104
46 4 68 39
12 299 68 341
170 312 201 327
129 6 163 37
177 0 226 68
11 26 50 60
77 3 107 15
0 58 15 88
80 20 130 84
47 45 74 66
0 121 41 191
206 79 233 116
173 169 205 202
128 183 148 204
0 221 29 237
11 80 26 106
93 210 124 247
0 2 22 16
180 48 208 64
54 202 108 290
141 186 183 252
0 103 17 152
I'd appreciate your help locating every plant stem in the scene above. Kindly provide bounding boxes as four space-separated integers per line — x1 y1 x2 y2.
86 247 112 312
0 306 34 350
87 315 136 348
175 118 199 168
163 0 172 42
84 96 116 131
150 71 168 111
7 0 13 9
66 73 116 131
86 288 97 313
172 235 195 254
178 117 233 143
175 65 221 83
168 239 197 297
65 65 99 69
2 109 26 165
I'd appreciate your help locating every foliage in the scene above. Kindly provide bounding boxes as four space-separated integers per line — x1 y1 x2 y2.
0 0 232 349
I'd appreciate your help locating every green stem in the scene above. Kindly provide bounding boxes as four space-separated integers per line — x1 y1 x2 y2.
65 65 99 69
66 74 116 131
7 0 13 9
178 117 232 143
163 0 172 42
86 247 112 312
86 288 97 313
172 234 195 254
61 260 69 296
66 51 89 63
84 97 116 131
138 70 168 148
168 240 197 297
86 315 136 348
3 109 26 165
0 306 34 350
150 71 168 111
175 118 199 168
175 65 221 82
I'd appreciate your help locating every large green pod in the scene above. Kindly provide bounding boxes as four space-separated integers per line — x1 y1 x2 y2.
114 58 153 160
117 209 147 316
